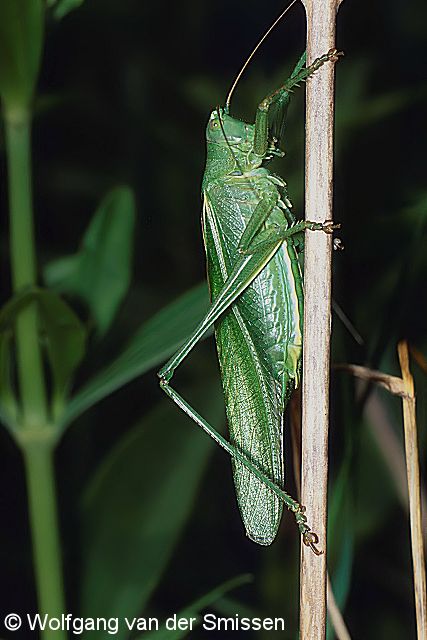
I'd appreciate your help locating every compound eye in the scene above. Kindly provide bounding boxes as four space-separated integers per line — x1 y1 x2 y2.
210 119 220 130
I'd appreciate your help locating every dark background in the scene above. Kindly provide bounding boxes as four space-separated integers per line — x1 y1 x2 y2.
1 0 426 638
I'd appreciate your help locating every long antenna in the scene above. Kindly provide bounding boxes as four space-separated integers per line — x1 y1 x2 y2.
225 0 299 111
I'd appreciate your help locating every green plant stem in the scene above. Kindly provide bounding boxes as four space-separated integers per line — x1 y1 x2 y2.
22 440 66 636
5 108 47 424
5 106 66 637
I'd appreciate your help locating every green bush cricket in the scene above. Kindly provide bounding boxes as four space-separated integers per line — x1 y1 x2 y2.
158 2 341 550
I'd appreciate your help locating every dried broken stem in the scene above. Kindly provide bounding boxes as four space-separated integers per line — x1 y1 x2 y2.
335 363 407 397
326 575 352 640
363 388 427 545
338 342 426 639
397 341 426 640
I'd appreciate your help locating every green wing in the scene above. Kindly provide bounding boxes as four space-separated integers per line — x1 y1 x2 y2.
202 185 303 545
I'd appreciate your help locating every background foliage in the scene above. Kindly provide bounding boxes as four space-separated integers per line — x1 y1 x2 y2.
0 0 426 638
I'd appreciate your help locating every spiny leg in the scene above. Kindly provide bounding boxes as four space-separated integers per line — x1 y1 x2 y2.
236 181 323 255
158 222 338 552
159 220 335 382
290 50 307 79
237 184 278 252
266 51 307 147
254 49 343 156
158 243 278 384
240 220 340 256
221 50 336 255
159 377 320 552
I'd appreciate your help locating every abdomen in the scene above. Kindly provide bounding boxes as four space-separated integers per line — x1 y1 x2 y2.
202 182 303 545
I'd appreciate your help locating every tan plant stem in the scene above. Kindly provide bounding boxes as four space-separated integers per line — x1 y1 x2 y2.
290 394 352 640
397 341 426 640
299 1 344 638
326 575 352 640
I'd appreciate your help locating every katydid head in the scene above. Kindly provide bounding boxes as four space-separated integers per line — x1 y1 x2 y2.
203 108 256 186
206 108 251 147
206 0 300 162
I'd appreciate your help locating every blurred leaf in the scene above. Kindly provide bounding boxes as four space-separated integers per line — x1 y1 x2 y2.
60 282 210 429
355 418 397 539
0 288 34 330
47 0 85 20
0 0 44 110
0 287 86 412
328 534 354 629
44 186 135 337
36 289 86 410
80 381 223 637
141 575 253 640
326 386 356 640
328 457 353 568
327 461 354 640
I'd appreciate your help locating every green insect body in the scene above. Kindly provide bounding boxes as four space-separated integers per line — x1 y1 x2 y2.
158 43 340 549
202 111 303 545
